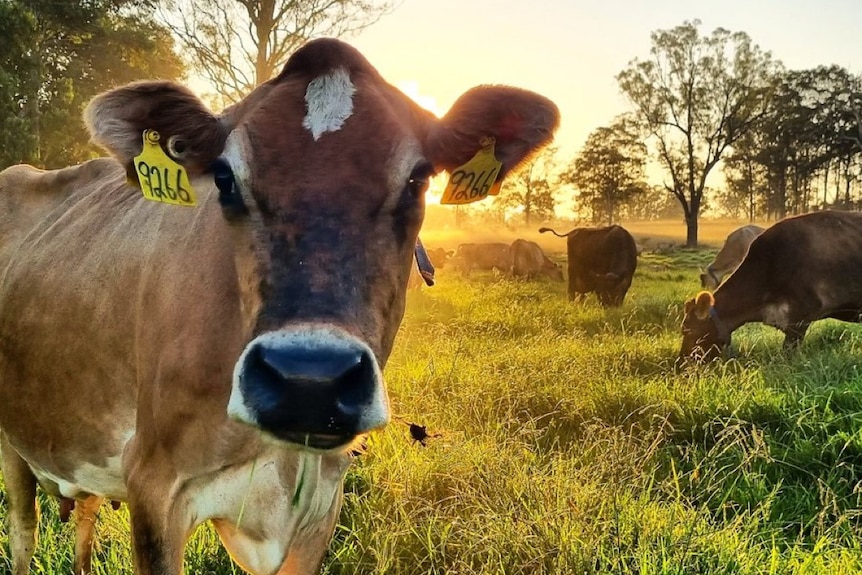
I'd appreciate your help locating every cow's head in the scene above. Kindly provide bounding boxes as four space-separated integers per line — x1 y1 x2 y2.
544 260 564 282
679 291 729 361
84 38 559 451
593 272 625 307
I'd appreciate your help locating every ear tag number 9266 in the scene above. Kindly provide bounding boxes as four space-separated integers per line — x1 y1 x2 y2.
441 136 503 205
133 130 197 207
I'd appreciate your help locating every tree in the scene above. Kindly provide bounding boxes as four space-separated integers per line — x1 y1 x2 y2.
161 0 392 105
497 145 559 226
617 20 778 246
0 0 185 169
721 66 862 218
565 114 648 225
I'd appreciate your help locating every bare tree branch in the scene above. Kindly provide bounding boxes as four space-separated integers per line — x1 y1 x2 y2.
158 0 393 103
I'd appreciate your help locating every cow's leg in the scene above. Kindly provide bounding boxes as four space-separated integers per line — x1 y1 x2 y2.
125 453 189 575
0 432 39 575
127 494 188 575
73 496 104 575
782 322 809 348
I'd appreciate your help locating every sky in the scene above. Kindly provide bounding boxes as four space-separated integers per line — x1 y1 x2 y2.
347 0 862 161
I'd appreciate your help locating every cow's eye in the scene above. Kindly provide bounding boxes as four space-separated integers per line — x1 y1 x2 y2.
212 157 247 219
406 162 433 197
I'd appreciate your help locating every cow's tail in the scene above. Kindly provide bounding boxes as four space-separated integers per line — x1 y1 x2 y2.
538 227 570 238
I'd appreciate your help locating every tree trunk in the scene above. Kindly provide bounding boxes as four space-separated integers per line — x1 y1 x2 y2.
685 215 698 247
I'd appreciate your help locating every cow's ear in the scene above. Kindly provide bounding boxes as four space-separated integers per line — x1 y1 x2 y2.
84 81 227 178
426 86 559 178
692 291 715 320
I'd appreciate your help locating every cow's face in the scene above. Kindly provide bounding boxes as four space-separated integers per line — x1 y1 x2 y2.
679 291 727 361
546 262 564 282
85 39 559 451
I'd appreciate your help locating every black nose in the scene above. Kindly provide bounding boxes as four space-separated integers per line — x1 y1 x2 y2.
235 334 386 449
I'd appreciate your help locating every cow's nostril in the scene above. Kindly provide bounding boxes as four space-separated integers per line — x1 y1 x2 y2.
232 333 387 446
258 345 364 383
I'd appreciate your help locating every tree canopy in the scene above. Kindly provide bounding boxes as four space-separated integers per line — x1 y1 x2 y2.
565 114 648 225
0 0 185 169
722 66 862 219
497 146 559 226
160 0 392 106
617 20 779 245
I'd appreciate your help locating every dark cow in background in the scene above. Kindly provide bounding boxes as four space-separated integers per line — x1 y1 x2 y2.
700 224 765 289
680 211 862 361
539 225 638 307
0 38 559 575
451 242 512 274
510 238 563 280
427 247 454 270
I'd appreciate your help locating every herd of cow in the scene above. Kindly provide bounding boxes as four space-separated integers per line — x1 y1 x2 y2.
413 224 639 308
0 38 861 575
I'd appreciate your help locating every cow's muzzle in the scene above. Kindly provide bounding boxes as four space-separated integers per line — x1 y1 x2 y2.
227 327 389 450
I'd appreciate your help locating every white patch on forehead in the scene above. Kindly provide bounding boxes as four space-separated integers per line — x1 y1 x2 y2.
302 68 356 140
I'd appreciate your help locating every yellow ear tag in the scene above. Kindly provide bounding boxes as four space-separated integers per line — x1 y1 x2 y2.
440 136 503 205
133 130 197 207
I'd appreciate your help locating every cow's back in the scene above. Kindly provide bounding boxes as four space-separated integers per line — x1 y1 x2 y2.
703 224 764 288
568 225 636 275
453 242 511 272
725 211 862 306
510 239 542 277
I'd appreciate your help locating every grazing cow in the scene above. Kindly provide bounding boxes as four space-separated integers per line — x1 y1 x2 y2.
539 225 638 307
700 224 765 289
406 243 452 290
427 247 453 270
680 211 862 361
451 242 512 274
509 239 563 280
0 38 559 575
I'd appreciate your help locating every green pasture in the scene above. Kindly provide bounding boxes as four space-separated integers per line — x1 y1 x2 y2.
3 244 862 574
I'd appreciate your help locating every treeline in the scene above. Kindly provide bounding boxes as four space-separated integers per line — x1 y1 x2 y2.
1 8 859 246
494 21 862 245
0 0 183 169
721 66 862 220
0 0 388 170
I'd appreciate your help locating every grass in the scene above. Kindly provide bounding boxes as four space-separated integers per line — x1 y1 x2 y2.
3 237 862 574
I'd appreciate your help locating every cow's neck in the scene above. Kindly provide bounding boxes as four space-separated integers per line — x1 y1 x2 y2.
712 280 765 335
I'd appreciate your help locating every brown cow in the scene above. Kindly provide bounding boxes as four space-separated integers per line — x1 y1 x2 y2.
680 211 862 361
700 224 764 289
407 244 452 290
509 239 563 280
539 225 638 307
451 242 512 274
427 247 453 269
0 38 558 575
